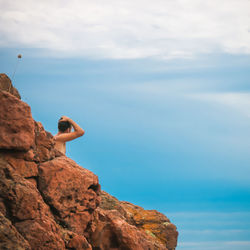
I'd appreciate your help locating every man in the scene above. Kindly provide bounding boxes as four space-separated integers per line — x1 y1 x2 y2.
54 116 85 154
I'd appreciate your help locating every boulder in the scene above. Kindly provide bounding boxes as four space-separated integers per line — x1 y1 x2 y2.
0 73 21 99
98 191 178 250
0 211 31 250
0 91 35 151
38 156 100 235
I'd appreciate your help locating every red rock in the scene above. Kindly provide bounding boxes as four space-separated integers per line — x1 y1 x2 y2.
89 208 166 250
0 158 65 250
0 211 31 250
15 218 65 250
3 157 38 178
0 91 35 151
0 78 178 249
120 201 178 249
0 73 21 99
65 233 92 250
38 156 100 235
33 121 60 162
98 191 178 250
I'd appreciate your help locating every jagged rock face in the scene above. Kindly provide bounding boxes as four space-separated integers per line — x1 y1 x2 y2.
89 208 167 250
0 90 99 249
0 79 178 249
0 211 31 250
38 156 100 235
120 201 178 249
0 91 35 151
0 73 21 99
97 192 178 250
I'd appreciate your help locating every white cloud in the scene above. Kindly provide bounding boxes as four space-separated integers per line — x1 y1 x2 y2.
187 92 250 118
0 0 250 59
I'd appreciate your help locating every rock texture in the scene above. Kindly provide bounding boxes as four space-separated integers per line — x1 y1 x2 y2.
0 73 21 99
0 91 35 151
95 192 178 250
0 76 178 249
0 211 31 250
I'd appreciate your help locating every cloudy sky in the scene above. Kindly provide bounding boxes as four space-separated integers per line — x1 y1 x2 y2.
1 0 250 249
1 0 250 58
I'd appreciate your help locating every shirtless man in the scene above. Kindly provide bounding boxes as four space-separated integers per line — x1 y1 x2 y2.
54 116 85 154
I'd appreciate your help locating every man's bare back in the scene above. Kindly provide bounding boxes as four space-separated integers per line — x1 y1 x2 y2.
54 116 84 154
54 140 66 154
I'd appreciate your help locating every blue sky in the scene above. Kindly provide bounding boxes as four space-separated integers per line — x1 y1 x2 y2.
1 0 250 249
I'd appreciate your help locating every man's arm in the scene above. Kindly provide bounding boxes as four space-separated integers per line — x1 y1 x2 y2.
55 116 85 142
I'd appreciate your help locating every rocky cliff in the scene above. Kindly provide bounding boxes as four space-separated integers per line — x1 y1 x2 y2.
0 74 178 250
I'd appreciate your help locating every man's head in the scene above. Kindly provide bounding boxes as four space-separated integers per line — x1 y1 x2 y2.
58 119 72 133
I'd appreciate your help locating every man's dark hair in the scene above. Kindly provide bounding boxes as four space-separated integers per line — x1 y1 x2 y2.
58 120 71 132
